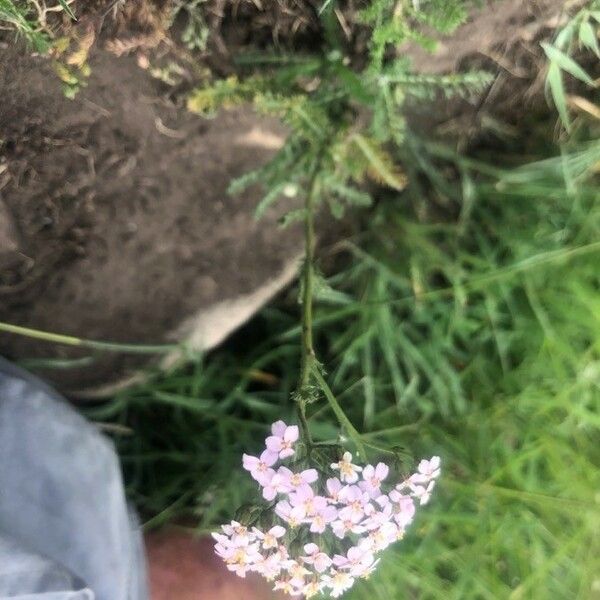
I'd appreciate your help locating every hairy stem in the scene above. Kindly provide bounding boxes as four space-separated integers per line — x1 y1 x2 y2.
312 366 366 459
295 153 367 458
296 158 322 449
299 166 319 386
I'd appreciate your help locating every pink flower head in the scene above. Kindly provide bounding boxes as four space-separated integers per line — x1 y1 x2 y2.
265 420 299 459
389 490 416 527
288 484 329 517
411 455 441 484
362 462 389 493
252 525 286 550
275 499 306 527
331 451 362 483
302 577 324 598
301 543 333 573
359 520 399 552
213 532 262 578
273 577 301 596
409 479 436 505
333 545 376 577
253 552 282 580
242 450 278 484
308 504 338 533
271 466 318 493
338 485 374 521
331 512 367 539
216 432 441 597
284 559 311 587
322 569 355 598
326 477 344 502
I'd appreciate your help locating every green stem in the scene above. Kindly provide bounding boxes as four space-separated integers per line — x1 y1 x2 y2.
0 322 177 354
295 152 367 459
312 366 366 459
296 158 323 449
299 166 320 386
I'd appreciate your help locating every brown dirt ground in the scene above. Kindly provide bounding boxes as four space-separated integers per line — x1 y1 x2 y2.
0 41 303 391
403 0 581 144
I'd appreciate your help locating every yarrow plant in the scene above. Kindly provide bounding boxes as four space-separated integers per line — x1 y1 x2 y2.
213 420 441 597
210 144 442 596
208 3 458 593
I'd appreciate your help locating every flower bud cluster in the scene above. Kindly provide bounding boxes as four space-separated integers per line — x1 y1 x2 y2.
213 420 440 598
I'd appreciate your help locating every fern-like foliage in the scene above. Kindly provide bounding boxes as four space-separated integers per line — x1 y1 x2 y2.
186 0 489 221
169 0 210 52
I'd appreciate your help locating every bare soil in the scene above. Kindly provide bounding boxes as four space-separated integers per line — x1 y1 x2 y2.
0 42 302 392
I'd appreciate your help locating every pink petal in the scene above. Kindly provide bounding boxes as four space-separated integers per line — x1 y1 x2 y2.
260 449 278 466
276 466 293 482
302 469 318 483
263 486 277 501
290 505 306 521
275 500 291 520
284 425 299 443
312 496 328 511
279 448 295 459
310 520 326 533
375 463 389 480
265 436 283 452
326 477 342 497
242 454 259 470
271 420 287 437
332 555 347 567
314 555 331 573
347 547 363 561
304 543 319 555
322 506 338 521
295 484 314 501
332 522 346 539
254 468 275 485
270 525 286 537
418 458 432 474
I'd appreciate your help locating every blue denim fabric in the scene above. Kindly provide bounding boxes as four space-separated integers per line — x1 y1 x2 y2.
0 358 148 600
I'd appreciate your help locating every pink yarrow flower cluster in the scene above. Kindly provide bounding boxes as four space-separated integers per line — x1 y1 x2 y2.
213 420 441 598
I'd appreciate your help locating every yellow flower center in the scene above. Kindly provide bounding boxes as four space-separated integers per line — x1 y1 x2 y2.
340 462 354 476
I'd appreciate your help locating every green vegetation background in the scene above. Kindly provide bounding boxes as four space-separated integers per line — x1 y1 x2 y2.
94 129 600 599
